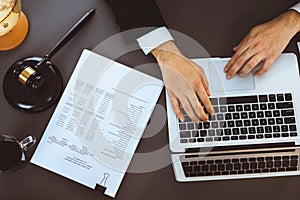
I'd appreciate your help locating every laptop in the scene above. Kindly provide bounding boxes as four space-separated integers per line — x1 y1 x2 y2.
166 53 300 182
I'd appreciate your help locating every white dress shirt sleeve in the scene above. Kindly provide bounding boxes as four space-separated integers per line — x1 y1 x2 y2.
290 2 300 13
136 26 174 55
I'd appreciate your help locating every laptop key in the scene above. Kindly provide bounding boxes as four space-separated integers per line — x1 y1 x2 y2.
285 93 293 101
187 123 195 130
268 103 275 109
242 163 250 169
200 130 207 137
192 131 199 137
207 160 214 165
256 134 264 139
218 164 225 171
248 135 255 139
259 95 268 102
281 125 288 132
291 132 298 137
276 102 293 109
252 104 259 110
228 106 235 112
291 155 299 160
189 138 196 143
222 136 230 141
258 162 265 168
190 161 198 165
203 122 210 129
224 95 258 104
250 163 257 169
266 162 273 168
236 105 243 111
273 133 280 138
265 134 272 138
278 168 285 172
277 94 284 101
273 125 281 133
179 123 187 130
274 161 281 167
198 161 206 165
273 110 280 117
281 109 295 116
257 157 264 161
231 136 238 140
213 172 221 175
260 103 267 110
183 166 193 173
210 98 218 106
282 161 289 167
202 165 209 171
226 164 233 170
244 104 251 111
215 160 223 164
269 94 276 102
257 111 264 118
180 131 191 138
180 139 188 143
210 165 217 171
291 160 298 167
221 171 229 175
286 167 298 171
262 169 270 173
239 135 247 140
282 133 289 137
290 125 297 131
260 119 267 126
284 117 296 124
232 128 240 135
270 168 277 172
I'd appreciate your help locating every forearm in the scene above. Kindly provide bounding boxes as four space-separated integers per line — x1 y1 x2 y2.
278 10 300 39
151 41 183 63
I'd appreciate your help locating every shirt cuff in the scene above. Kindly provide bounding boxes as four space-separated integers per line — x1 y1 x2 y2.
290 2 300 13
136 26 174 55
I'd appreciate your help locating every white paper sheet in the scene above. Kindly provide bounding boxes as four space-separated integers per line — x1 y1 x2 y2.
30 49 164 198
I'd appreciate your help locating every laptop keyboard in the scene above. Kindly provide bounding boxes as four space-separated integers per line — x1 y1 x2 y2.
179 93 297 143
182 154 299 177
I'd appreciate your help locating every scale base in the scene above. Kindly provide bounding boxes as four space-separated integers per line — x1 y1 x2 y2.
3 57 63 112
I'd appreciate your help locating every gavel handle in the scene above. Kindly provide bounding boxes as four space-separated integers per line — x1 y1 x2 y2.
16 8 95 89
36 8 95 68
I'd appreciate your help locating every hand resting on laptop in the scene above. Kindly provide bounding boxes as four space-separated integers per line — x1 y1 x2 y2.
224 9 300 79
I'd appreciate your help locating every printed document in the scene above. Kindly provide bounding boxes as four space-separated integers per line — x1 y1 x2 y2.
31 49 164 197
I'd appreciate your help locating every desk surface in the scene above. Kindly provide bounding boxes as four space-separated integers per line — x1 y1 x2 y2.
1 0 300 200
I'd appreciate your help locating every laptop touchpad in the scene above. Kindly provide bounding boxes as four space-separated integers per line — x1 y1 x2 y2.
208 61 255 92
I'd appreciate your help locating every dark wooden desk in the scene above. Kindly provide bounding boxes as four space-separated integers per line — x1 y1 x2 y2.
1 0 300 200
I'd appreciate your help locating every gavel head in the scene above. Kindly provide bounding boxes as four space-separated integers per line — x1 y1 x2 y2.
12 63 45 89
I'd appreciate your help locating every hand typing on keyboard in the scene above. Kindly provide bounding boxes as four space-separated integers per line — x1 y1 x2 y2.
179 93 297 144
151 41 215 122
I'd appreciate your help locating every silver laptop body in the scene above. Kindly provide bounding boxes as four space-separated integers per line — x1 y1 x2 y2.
167 53 300 182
